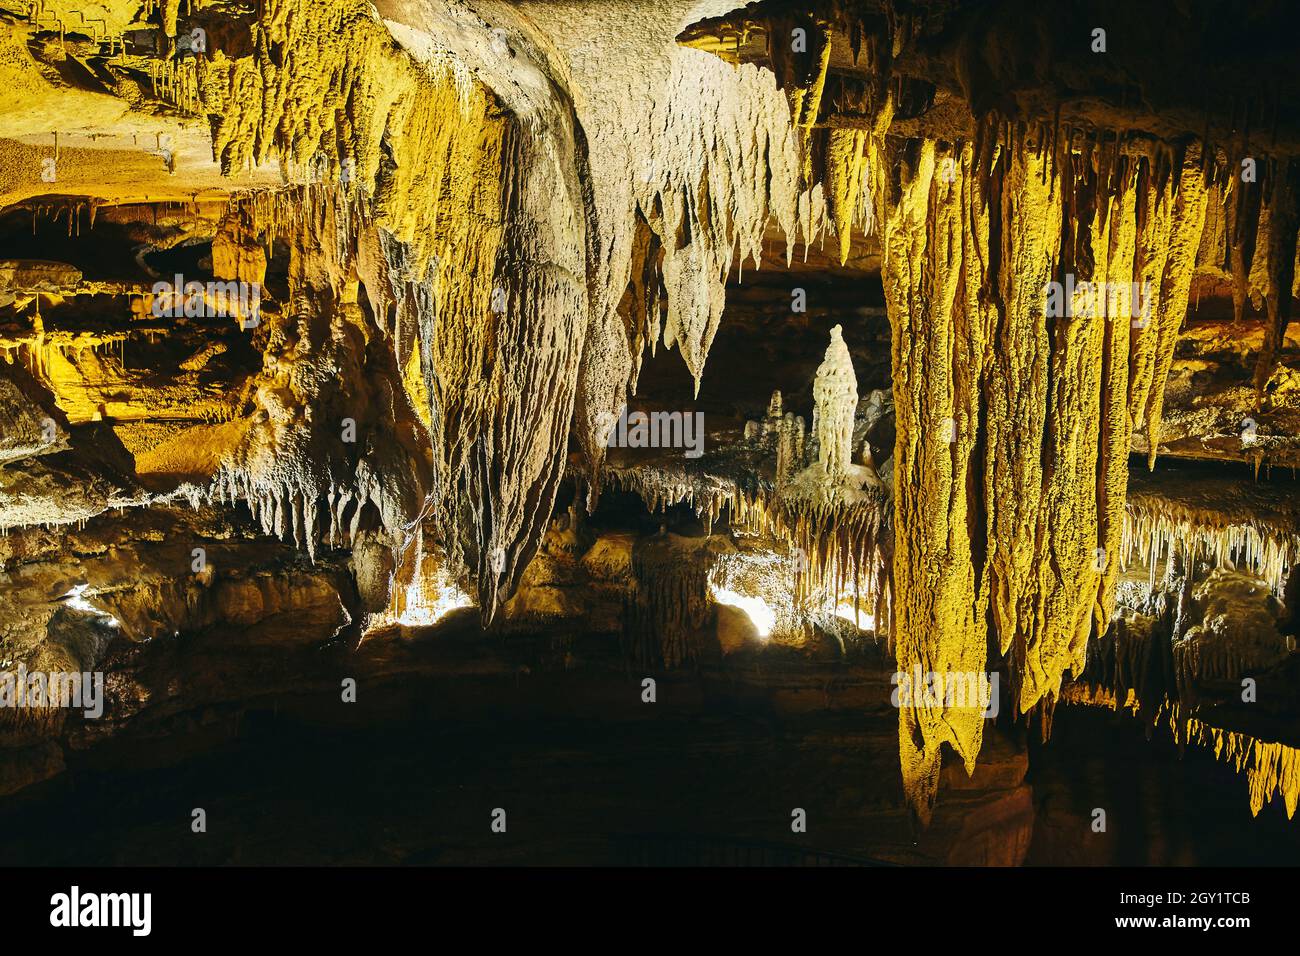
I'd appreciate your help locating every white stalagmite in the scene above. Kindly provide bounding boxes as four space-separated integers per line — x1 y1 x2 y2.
812 325 857 481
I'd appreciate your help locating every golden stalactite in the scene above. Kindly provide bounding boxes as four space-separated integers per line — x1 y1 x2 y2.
1254 159 1300 396
979 131 1062 701
766 14 834 157
201 0 473 235
1064 682 1300 821
688 17 1225 814
1225 155 1264 328
873 121 1214 819
758 11 837 195
873 137 989 822
1179 716 1300 820
1125 160 1175 440
824 128 869 265
1131 149 1210 467
161 0 182 38
376 93 512 603
1037 134 1133 709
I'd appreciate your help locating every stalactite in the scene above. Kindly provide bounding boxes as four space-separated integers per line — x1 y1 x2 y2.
702 12 1247 818
777 494 889 622
1122 501 1300 596
1178 718 1300 820
873 136 988 821
203 186 431 580
871 122 1213 819
824 129 870 264
1134 148 1210 468
1067 675 1300 821
1225 158 1264 327
601 458 889 620
602 467 776 540
1254 159 1300 395
765 12 833 186
1067 555 1296 820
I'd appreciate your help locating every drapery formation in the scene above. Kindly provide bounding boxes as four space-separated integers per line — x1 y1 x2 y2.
180 0 614 619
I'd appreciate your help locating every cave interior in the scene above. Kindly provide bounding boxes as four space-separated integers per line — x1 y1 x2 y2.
2 0 1300 866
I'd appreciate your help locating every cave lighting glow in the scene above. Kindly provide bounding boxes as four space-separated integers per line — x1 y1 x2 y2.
834 600 875 630
710 585 775 638
397 579 472 627
63 584 120 627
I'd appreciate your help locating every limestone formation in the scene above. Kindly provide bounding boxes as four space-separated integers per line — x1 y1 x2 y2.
2 0 1300 858
812 324 857 480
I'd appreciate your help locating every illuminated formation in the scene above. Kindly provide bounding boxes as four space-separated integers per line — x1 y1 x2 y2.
680 1 1294 823
811 325 857 481
2 0 1300 861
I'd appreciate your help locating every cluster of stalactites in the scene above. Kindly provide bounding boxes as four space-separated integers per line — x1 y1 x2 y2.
220 184 362 285
1122 505 1299 597
722 0 1298 825
763 9 880 264
24 201 99 237
1216 151 1300 396
872 118 1214 821
777 494 891 636
1178 716 1300 820
677 4 887 268
211 468 353 564
189 0 595 629
601 467 773 540
1063 680 1300 821
601 459 890 632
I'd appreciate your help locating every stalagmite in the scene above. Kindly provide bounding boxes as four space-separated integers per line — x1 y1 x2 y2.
811 325 857 480
774 412 806 487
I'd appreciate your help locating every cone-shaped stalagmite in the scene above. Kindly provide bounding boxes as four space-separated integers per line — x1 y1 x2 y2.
812 324 858 479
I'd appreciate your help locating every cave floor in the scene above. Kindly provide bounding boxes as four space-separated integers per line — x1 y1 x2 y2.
1 654 1295 866
2 708 924 866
